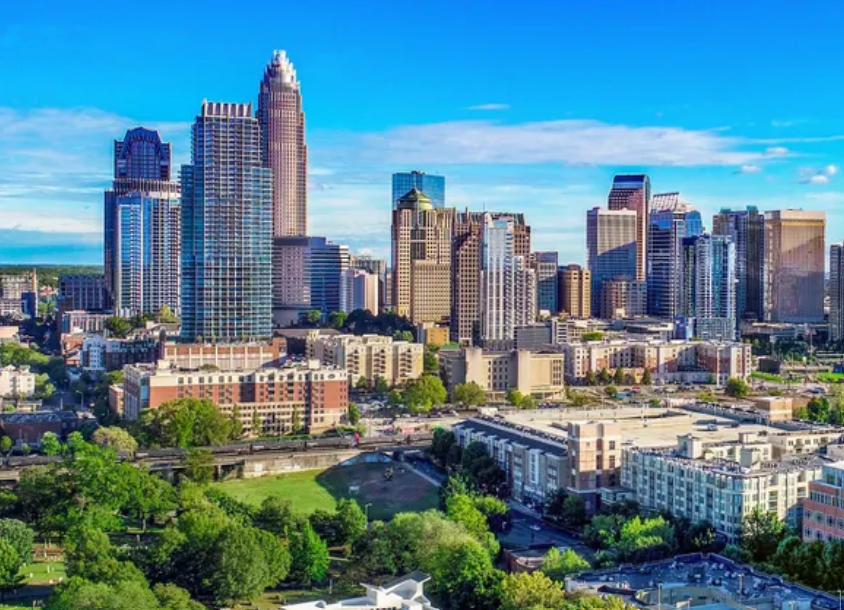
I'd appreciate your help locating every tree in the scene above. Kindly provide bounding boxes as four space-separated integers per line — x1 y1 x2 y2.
387 389 403 408
499 571 566 610
105 316 133 339
20 443 30 456
393 330 414 342
453 382 487 407
349 521 397 579
157 304 179 323
742 507 786 563
403 375 447 413
347 402 361 426
92 427 138 452
598 368 612 385
254 496 296 537
63 524 146 586
807 397 830 423
0 538 23 602
328 311 347 329
520 395 538 410
289 521 329 585
334 499 367 546
581 332 604 342
290 409 302 434
725 377 750 398
152 583 205 610
423 351 439 376
569 391 591 407
0 437 10 456
211 525 289 606
34 373 55 399
426 537 500 610
641 368 652 385
604 385 618 399
304 309 322 326
584 370 597 386
40 431 61 456
354 376 370 391
140 398 238 448
183 448 214 485
542 546 590 580
373 376 390 396
506 388 524 407
445 494 498 556
613 367 624 385
252 411 262 436
0 519 34 565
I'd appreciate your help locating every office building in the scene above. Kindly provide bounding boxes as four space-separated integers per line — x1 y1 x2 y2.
586 207 638 315
651 192 705 236
712 207 765 322
350 255 387 311
532 252 559 313
181 101 273 342
681 234 737 341
831 243 844 342
392 171 445 209
803 461 844 543
439 346 565 400
451 210 530 345
347 269 379 313
258 50 307 238
307 332 423 387
763 210 826 323
607 174 651 281
104 128 181 317
0 271 37 318
273 236 350 325
600 278 647 319
557 264 591 318
58 275 108 312
391 189 454 324
122 359 347 434
623 434 821 539
648 204 703 319
480 214 536 346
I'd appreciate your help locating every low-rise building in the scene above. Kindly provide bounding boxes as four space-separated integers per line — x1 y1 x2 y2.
0 366 35 398
282 571 437 610
60 311 110 335
0 411 95 444
753 396 794 422
769 428 844 458
439 347 565 400
549 318 608 345
454 418 567 505
108 384 125 417
160 338 287 371
0 327 20 343
622 433 823 539
803 461 844 543
416 323 450 348
81 334 159 373
307 332 423 387
121 359 347 434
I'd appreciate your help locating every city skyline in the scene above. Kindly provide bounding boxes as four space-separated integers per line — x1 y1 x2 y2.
2 1 844 265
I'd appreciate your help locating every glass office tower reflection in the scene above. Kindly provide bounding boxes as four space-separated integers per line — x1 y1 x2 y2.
392 171 446 209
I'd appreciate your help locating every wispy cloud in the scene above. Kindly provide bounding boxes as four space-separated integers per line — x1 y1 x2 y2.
799 164 838 185
467 103 510 111
764 146 789 156
734 164 762 174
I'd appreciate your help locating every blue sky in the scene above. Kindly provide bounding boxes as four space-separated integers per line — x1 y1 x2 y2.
1 0 843 264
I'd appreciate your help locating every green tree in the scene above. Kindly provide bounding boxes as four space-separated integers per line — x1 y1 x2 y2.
105 316 133 339
349 520 397 579
289 521 330 586
92 427 138 452
63 524 145 585
506 388 524 407
387 389 403 408
304 309 322 326
0 519 34 564
403 375 447 413
354 376 370 391
453 381 487 407
20 443 30 456
373 375 390 396
0 538 23 602
542 546 590 580
581 332 604 342
211 525 289 606
46 578 164 610
584 369 597 386
569 391 591 407
0 437 11 456
34 373 55 399
520 395 538 410
327 311 348 329
156 304 179 324
641 368 652 385
335 499 367 546
445 494 499 557
40 431 61 456
290 409 302 434
140 398 237 448
500 571 566 610
807 397 830 423
742 507 786 563
613 367 624 385
393 330 414 342
423 351 439 376
604 385 618 399
725 377 750 398
183 448 214 485
347 402 361 426
426 537 500 610
254 496 296 537
152 583 205 610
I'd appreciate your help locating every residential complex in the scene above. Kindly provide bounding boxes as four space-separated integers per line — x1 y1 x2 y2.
121 359 348 434
607 174 651 282
681 234 737 341
566 421 623 512
346 269 379 313
160 338 287 371
306 332 423 386
803 461 844 543
180 101 273 342
557 264 591 319
392 170 445 209
0 366 35 398
0 272 37 318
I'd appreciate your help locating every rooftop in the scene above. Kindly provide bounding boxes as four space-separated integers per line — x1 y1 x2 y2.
456 417 567 456
396 188 433 211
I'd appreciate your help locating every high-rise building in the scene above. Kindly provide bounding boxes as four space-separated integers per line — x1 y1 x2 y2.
682 234 737 341
273 236 350 325
586 207 638 315
346 269 379 314
480 214 536 346
763 210 826 323
607 174 651 281
647 204 702 319
181 101 272 342
391 189 454 325
532 252 559 313
58 275 108 312
350 255 387 312
830 243 844 343
258 50 307 238
392 171 445 209
557 264 591 318
600 278 647 319
105 128 181 317
713 207 765 322
450 211 530 345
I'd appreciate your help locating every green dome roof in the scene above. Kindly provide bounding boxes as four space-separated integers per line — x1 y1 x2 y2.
397 187 433 211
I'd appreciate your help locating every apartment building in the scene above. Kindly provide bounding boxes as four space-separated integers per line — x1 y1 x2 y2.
81 334 158 373
622 434 822 539
557 264 591 319
566 421 623 513
160 338 286 371
453 418 567 505
0 366 36 398
439 347 565 400
122 359 347 434
803 461 844 543
561 339 752 385
306 332 423 386
768 429 844 459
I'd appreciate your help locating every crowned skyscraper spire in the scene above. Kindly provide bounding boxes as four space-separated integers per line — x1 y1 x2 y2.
258 49 308 238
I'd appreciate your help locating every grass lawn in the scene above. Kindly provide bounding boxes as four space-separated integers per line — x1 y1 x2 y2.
818 372 844 383
20 560 66 585
216 461 439 521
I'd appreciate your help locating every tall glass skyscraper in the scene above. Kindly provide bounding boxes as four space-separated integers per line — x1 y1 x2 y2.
180 102 272 342
607 174 651 282
682 234 737 341
647 203 703 319
104 128 180 316
532 252 559 313
712 206 765 322
392 171 446 209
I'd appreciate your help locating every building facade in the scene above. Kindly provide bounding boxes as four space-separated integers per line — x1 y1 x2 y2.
0 366 35 398
180 101 273 342
682 234 737 341
607 174 651 282
648 206 702 319
586 207 638 315
763 210 826 323
713 207 765 322
58 275 108 312
160 338 286 371
803 461 844 543
347 269 379 314
830 243 844 343
392 171 445 209
307 332 423 387
566 421 622 513
557 264 591 319
532 252 559 313
104 128 181 317
600 278 647 319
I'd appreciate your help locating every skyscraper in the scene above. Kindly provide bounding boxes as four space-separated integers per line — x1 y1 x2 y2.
258 50 308 237
105 128 180 316
682 234 737 341
647 203 702 320
391 188 454 324
607 174 651 281
713 207 765 322
181 102 272 342
451 211 530 345
532 252 559 313
586 207 638 316
831 244 844 343
763 210 826 323
480 214 536 346
557 264 591 318
392 171 446 209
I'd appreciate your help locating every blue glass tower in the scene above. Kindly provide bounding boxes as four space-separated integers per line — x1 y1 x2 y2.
181 102 273 342
392 171 445 209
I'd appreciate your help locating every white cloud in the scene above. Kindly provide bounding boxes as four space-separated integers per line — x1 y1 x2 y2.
821 164 839 176
799 164 838 184
467 103 510 111
765 146 789 156
771 120 794 128
734 164 762 174
804 175 830 185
